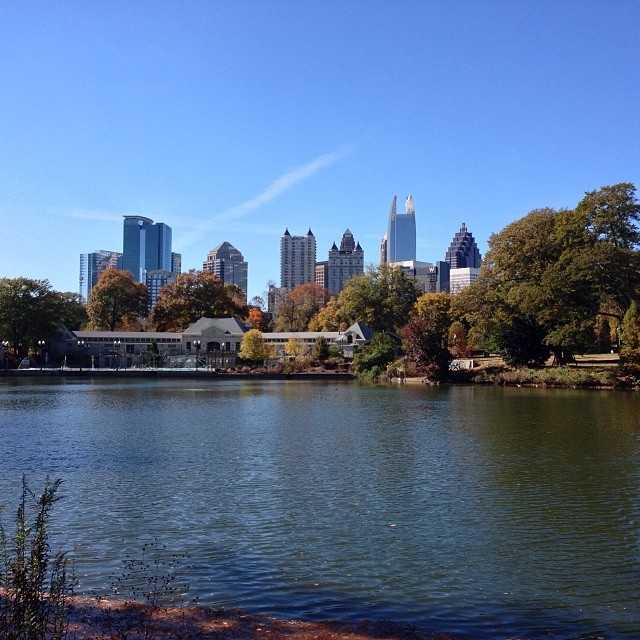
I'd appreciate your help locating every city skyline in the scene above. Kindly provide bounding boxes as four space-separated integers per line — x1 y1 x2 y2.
1 2 639 301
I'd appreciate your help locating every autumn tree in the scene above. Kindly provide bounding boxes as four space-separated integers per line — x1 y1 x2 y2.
246 306 270 331
620 300 640 365
336 264 422 333
284 338 307 358
86 269 148 331
150 270 247 332
273 284 329 332
239 329 272 362
402 292 452 379
308 297 346 331
0 278 65 356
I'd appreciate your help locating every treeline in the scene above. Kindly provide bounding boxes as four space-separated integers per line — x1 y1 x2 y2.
2 182 639 375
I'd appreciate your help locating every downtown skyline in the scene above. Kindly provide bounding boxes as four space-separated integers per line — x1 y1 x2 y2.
1 1 639 301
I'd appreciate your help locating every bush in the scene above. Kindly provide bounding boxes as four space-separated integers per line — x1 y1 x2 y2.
0 476 74 640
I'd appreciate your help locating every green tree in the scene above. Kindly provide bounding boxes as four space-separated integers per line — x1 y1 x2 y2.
352 332 396 377
0 278 64 356
238 329 272 362
87 269 148 331
337 264 421 332
56 291 88 330
150 270 246 332
311 336 330 361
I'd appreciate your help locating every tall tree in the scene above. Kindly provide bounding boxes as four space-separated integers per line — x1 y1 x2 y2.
336 264 422 333
0 278 63 355
87 269 148 331
150 270 247 332
56 291 88 330
402 292 452 378
273 284 329 332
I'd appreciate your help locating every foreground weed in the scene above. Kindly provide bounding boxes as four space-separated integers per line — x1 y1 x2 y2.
0 476 74 640
95 539 197 639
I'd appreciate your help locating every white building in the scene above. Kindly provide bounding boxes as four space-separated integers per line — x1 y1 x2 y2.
280 228 316 291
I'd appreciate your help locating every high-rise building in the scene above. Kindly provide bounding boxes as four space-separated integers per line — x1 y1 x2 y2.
383 195 416 263
280 228 316 291
203 241 248 300
445 222 481 269
122 216 173 282
315 261 328 289
79 250 122 303
171 252 182 275
327 229 364 295
392 260 450 294
145 270 177 310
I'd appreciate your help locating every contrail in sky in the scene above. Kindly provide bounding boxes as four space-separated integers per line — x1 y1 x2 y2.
175 145 354 250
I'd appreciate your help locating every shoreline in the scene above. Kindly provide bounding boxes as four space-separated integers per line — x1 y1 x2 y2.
62 598 489 640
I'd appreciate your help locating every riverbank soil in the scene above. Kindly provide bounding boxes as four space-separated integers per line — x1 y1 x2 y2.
64 599 479 640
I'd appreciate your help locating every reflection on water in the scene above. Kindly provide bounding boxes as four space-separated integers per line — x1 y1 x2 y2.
0 378 639 639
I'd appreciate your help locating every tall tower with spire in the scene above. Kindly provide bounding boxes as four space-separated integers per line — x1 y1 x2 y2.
327 229 364 294
383 195 416 263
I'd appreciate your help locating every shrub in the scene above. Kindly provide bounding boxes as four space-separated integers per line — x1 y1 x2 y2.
0 476 74 640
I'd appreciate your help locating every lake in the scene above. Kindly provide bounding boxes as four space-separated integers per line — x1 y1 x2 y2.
0 377 638 639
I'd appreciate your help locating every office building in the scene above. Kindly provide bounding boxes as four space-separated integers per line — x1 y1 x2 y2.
79 250 122 303
315 261 328 289
383 195 416 263
280 228 316 291
122 215 173 282
445 222 482 269
449 267 480 293
327 229 364 295
203 241 248 300
392 260 450 294
145 270 177 310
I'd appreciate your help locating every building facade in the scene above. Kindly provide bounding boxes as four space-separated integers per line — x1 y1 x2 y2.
280 228 316 291
79 250 122 303
445 222 482 269
392 260 450 294
383 195 416 263
203 241 248 300
145 270 177 310
327 229 364 295
122 215 173 282
449 267 481 293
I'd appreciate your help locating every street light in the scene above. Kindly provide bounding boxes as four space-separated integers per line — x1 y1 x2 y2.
2 340 9 371
38 340 46 370
193 340 201 371
113 340 121 370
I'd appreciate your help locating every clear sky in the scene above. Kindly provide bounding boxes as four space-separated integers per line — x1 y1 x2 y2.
1 1 639 302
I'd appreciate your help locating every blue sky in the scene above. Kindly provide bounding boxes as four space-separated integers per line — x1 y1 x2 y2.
1 1 639 302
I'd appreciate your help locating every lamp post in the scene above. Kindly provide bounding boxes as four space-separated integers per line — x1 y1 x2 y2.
193 340 201 371
2 340 9 372
113 340 121 370
38 340 46 370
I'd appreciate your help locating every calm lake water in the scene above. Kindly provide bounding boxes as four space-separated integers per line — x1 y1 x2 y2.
0 377 639 639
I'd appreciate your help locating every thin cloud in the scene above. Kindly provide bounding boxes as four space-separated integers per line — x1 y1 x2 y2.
175 145 355 250
64 209 130 223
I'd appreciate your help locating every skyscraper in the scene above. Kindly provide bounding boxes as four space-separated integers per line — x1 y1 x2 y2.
79 250 122 303
445 222 482 292
280 228 316 291
384 195 416 263
445 222 481 268
327 229 364 295
122 215 173 282
203 241 248 300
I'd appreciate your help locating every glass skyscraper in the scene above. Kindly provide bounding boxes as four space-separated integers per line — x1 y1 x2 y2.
384 195 416 263
203 241 248 300
122 215 173 282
